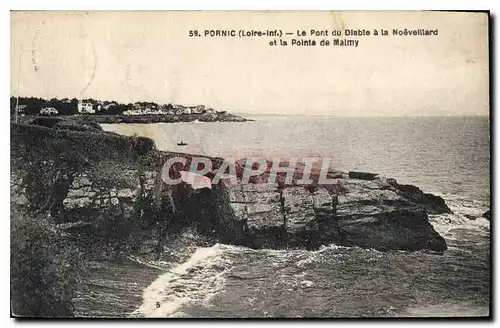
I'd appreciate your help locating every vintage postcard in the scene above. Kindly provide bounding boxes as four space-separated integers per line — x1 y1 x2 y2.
10 11 490 318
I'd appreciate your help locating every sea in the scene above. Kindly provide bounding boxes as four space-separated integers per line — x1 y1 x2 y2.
100 115 491 318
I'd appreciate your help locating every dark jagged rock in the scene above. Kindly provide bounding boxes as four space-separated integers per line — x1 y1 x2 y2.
482 210 491 221
348 171 379 180
394 183 452 214
465 214 477 220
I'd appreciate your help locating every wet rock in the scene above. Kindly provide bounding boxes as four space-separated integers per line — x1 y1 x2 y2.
348 171 379 180
394 183 452 214
337 209 446 251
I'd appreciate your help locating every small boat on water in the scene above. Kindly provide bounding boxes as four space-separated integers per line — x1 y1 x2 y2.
177 141 188 146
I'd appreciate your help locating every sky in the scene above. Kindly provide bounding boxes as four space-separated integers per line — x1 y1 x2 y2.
10 11 489 116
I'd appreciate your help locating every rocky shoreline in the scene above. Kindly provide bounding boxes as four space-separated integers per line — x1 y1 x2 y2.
17 112 250 125
11 120 453 317
11 120 450 254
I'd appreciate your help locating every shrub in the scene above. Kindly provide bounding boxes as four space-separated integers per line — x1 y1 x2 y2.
130 136 156 157
29 117 64 128
11 209 81 317
53 121 102 132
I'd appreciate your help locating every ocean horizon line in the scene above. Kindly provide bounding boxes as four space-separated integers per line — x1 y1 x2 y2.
234 113 490 118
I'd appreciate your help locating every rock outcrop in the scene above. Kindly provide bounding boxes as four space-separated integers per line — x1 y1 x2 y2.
11 121 450 254
218 177 448 251
393 183 451 215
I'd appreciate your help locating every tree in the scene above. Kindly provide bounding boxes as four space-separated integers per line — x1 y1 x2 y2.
10 97 17 114
105 104 129 115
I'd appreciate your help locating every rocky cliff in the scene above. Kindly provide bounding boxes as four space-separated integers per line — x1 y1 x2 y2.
11 122 450 256
216 177 449 251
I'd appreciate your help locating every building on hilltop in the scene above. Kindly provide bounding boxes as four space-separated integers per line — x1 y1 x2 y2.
77 101 95 114
17 105 27 114
190 105 206 114
40 107 58 115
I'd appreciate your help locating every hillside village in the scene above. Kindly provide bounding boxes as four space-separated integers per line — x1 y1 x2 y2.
10 97 225 117
76 100 218 116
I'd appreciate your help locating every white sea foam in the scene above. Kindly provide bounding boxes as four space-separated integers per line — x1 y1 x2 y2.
426 193 490 239
404 301 489 317
429 212 490 239
299 280 314 288
131 243 230 318
126 256 171 271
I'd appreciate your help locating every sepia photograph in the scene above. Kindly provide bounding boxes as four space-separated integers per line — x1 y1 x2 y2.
9 10 491 319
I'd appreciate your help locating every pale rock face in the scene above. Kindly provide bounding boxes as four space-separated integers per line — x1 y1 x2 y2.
11 120 449 253
117 188 135 199
62 170 156 211
220 175 448 251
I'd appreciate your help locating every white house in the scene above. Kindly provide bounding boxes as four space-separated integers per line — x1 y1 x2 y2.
40 107 58 115
192 105 206 114
77 101 95 114
123 109 142 116
17 105 27 114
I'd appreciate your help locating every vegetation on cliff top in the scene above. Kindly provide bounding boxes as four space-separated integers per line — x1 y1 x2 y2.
11 206 82 317
11 123 162 317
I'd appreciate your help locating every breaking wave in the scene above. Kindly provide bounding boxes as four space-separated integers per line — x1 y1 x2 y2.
131 244 231 318
128 190 490 318
428 194 490 239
